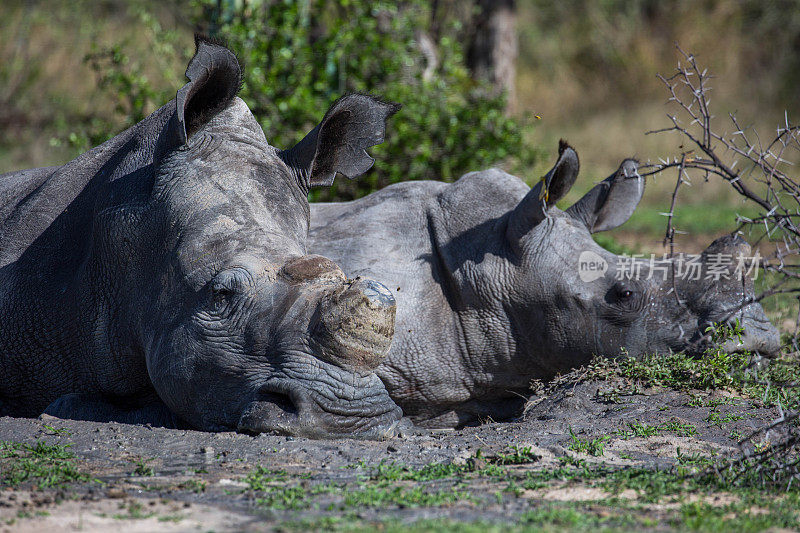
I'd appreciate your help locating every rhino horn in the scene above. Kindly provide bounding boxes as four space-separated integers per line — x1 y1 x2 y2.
508 140 579 238
566 158 644 233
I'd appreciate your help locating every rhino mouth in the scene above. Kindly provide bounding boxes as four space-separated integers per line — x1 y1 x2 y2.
682 311 782 359
236 375 402 439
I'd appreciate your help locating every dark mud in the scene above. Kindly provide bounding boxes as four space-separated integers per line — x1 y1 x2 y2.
0 376 781 532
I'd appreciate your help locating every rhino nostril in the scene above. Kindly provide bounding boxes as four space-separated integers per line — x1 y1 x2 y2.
236 384 305 435
259 390 298 417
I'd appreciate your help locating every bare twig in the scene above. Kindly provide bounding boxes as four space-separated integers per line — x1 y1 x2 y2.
649 45 800 490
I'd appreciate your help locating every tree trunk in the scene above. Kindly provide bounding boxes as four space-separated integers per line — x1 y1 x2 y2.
467 0 517 113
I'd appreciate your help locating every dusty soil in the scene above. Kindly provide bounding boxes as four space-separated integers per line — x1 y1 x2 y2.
0 376 782 532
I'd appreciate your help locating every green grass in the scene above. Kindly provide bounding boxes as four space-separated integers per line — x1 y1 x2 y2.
112 501 155 520
368 460 469 482
41 425 72 437
568 428 610 456
244 466 315 510
240 442 800 530
176 478 206 493
255 485 311 510
131 459 154 477
676 496 800 533
237 317 798 525
362 447 541 486
705 410 745 428
623 204 761 239
615 420 698 439
519 504 654 531
342 485 472 508
244 466 288 491
592 233 641 255
586 348 800 410
0 440 92 488
492 446 543 465
279 492 800 532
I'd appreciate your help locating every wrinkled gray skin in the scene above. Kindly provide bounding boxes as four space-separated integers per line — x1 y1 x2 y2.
0 37 404 438
310 141 781 428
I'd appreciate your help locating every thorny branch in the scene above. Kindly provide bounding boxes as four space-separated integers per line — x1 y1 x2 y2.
647 45 799 490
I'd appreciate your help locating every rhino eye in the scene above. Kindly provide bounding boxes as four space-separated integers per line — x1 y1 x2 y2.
209 270 242 301
211 281 233 297
607 282 640 308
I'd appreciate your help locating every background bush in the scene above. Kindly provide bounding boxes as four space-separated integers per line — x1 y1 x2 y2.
64 0 538 202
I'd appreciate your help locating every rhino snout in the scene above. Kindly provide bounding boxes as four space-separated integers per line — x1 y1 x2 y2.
720 306 782 358
312 278 397 370
236 378 402 438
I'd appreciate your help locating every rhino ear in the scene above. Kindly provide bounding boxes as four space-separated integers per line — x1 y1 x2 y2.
280 94 400 189
164 35 242 149
508 140 579 239
566 159 644 233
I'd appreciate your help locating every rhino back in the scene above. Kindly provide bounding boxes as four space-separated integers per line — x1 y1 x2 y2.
311 181 442 273
310 169 527 276
0 102 173 268
309 170 532 420
0 102 175 415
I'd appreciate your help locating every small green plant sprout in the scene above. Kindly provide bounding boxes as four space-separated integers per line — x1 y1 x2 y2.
568 428 610 456
256 485 309 510
370 460 469 482
176 479 207 493
753 439 772 453
557 455 588 467
131 459 154 477
113 500 154 520
41 425 72 437
343 485 471 509
675 447 715 468
244 466 288 491
705 410 744 428
705 319 744 346
729 429 744 441
615 419 697 439
493 445 542 465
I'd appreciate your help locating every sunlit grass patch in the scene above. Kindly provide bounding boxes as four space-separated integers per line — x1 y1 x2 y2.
568 428 610 456
0 440 92 488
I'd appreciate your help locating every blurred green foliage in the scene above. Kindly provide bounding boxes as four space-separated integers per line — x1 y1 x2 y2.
59 4 189 152
203 0 539 200
67 0 538 201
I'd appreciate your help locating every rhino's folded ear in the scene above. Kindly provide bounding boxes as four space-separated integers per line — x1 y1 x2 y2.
280 94 400 189
566 159 644 233
508 140 579 239
159 35 242 153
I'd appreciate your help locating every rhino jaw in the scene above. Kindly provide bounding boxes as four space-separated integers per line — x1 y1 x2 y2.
236 377 403 439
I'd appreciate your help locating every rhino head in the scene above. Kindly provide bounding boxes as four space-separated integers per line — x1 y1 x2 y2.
501 142 780 375
110 38 401 437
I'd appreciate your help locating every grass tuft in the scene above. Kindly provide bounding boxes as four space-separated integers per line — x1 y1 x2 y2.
0 440 92 488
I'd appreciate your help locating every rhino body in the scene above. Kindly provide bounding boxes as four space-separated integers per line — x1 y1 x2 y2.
0 38 404 438
310 143 781 428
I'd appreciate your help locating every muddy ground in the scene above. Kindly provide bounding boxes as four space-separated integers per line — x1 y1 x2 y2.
0 374 786 532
